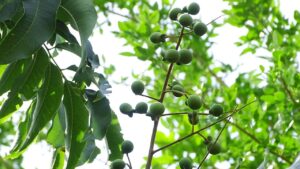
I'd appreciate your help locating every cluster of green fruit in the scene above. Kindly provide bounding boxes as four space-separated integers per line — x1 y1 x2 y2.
118 2 226 168
119 80 165 119
150 2 207 66
110 140 134 169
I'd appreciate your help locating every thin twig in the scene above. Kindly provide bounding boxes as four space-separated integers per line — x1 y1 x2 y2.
208 68 227 87
107 9 138 22
206 14 225 26
228 121 292 164
43 44 68 81
139 94 160 102
126 153 133 169
279 76 297 105
152 100 256 154
160 112 209 117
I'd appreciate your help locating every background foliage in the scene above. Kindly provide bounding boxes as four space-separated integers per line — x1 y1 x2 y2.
0 0 299 168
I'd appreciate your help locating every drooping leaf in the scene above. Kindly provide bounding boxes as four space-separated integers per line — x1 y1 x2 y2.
47 112 65 148
51 148 65 169
74 66 95 86
0 48 49 123
0 0 21 22
0 93 22 124
0 0 60 64
77 131 101 166
86 41 99 69
85 89 112 140
18 63 63 151
58 0 97 47
0 58 30 96
96 73 112 94
6 101 36 159
55 42 81 57
63 81 89 169
106 112 124 161
55 20 79 44
19 48 50 100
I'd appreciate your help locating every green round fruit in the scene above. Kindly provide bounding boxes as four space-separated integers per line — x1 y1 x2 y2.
182 6 188 13
193 22 207 36
171 80 181 87
119 103 133 114
207 143 221 155
135 102 148 114
150 32 163 43
178 49 192 64
188 112 199 125
188 2 200 15
178 14 193 27
110 159 126 169
187 95 202 110
172 84 185 97
203 136 213 145
169 8 182 20
165 49 179 63
121 140 134 154
149 102 165 116
131 80 144 95
209 104 224 117
179 157 193 169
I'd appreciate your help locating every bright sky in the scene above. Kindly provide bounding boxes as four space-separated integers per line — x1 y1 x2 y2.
19 0 299 169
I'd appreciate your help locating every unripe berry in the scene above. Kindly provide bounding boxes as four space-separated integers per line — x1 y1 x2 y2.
119 103 133 115
172 84 185 97
187 95 202 110
169 8 182 20
188 112 199 125
203 136 213 145
110 159 126 169
188 2 200 15
165 49 179 63
131 80 144 95
193 22 207 36
121 140 134 154
179 157 193 169
135 102 148 114
207 143 222 155
178 49 192 64
149 102 165 116
178 14 193 27
209 104 224 117
182 6 188 13
150 32 163 43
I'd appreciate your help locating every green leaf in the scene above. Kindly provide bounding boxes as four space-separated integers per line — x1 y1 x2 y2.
0 48 49 123
63 81 89 169
0 93 22 124
0 0 60 64
19 48 50 100
0 0 21 22
0 58 30 96
55 20 79 44
77 132 100 166
6 101 36 159
19 63 63 151
47 112 65 148
106 112 124 161
55 42 81 57
85 89 112 140
58 0 96 47
51 148 65 169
